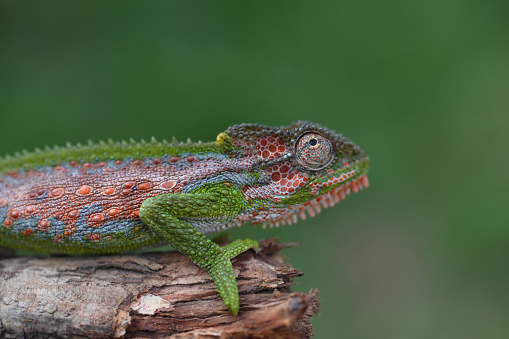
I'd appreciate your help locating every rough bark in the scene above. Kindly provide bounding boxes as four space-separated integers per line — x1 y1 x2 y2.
0 239 320 338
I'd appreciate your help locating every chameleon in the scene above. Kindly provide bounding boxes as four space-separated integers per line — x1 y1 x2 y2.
0 121 369 315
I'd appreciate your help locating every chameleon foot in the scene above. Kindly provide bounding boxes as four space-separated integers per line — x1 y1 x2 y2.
207 239 258 315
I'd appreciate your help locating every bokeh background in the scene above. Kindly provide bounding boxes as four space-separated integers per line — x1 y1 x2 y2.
1 1 508 338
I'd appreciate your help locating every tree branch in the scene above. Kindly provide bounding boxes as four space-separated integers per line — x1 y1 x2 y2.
0 239 320 338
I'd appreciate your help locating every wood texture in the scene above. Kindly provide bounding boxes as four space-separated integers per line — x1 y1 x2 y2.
0 239 320 338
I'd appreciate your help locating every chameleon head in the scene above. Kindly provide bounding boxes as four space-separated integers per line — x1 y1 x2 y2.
222 121 369 227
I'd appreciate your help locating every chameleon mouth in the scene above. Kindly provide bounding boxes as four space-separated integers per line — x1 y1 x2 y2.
263 174 369 228
227 174 369 230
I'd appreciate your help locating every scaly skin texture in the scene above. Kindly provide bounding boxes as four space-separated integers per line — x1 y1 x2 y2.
0 121 369 315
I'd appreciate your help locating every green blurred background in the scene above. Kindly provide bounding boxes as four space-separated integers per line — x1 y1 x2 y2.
1 1 508 338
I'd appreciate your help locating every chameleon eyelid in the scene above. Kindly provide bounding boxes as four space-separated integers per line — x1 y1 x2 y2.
294 132 334 171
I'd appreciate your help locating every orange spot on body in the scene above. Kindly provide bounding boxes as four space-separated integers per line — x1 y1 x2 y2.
108 208 119 216
91 214 103 222
50 188 63 197
9 210 19 218
68 210 79 219
26 205 35 213
104 188 115 195
162 181 176 189
138 182 152 190
37 220 50 231
153 158 161 164
124 182 134 189
170 157 179 163
77 185 92 195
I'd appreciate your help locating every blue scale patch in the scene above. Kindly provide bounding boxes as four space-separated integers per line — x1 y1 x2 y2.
7 217 40 234
0 205 8 226
68 203 143 242
76 203 103 225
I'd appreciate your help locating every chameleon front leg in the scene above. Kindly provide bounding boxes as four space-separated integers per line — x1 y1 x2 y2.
139 184 258 315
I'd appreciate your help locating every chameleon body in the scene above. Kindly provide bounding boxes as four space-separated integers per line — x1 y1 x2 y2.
0 122 369 314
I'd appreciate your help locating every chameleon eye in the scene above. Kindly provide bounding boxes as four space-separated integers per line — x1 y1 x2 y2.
295 133 334 170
